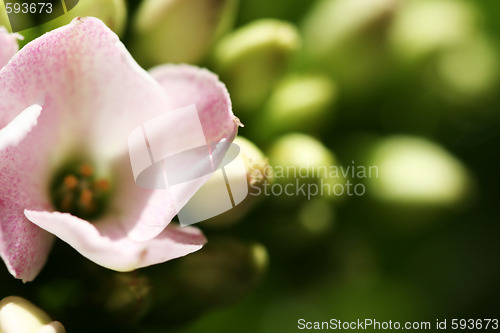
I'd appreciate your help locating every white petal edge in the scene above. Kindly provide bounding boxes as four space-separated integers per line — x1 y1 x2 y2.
0 104 42 151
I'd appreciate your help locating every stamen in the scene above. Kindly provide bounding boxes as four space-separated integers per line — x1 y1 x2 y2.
80 189 93 208
51 161 112 220
96 179 110 191
64 175 78 189
80 163 94 177
60 194 73 212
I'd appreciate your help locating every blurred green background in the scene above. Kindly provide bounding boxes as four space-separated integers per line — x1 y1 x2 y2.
1 0 500 331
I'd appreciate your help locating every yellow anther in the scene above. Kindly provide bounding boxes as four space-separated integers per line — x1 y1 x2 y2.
52 161 112 219
80 189 93 208
63 175 79 189
60 194 73 212
80 163 94 177
96 179 110 191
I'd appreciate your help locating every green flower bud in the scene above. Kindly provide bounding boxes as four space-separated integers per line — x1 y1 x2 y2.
366 136 472 208
301 0 397 94
212 19 301 111
256 73 337 139
268 133 344 201
0 296 65 333
131 0 238 67
100 273 152 323
433 34 499 101
387 0 498 110
40 0 127 36
203 136 272 227
177 238 267 306
303 0 397 59
298 197 335 235
7 0 126 46
0 1 10 30
236 136 272 191
151 237 268 321
262 197 335 256
389 0 479 62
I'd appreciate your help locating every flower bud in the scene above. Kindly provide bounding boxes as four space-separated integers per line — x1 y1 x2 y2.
175 238 268 307
7 0 126 46
298 198 335 235
389 0 479 62
203 136 272 227
236 136 271 186
268 133 344 201
0 4 10 30
260 197 335 257
0 296 65 333
100 273 152 323
389 0 499 102
131 0 238 66
301 0 398 95
365 136 473 216
433 34 499 101
256 73 337 139
39 0 127 36
149 237 268 324
212 19 301 111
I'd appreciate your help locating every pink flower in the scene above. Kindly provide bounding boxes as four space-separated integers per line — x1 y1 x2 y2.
0 18 240 282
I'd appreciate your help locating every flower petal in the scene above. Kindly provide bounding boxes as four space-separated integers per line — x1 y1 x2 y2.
0 17 171 164
1 19 237 274
99 153 180 242
0 116 56 281
0 17 171 280
149 64 240 146
0 104 51 282
0 28 19 69
122 64 241 241
24 210 206 271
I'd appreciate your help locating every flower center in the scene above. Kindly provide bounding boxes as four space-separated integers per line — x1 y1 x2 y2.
50 162 112 220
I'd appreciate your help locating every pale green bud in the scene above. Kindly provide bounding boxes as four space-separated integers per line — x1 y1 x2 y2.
174 238 268 307
301 0 397 94
366 136 472 208
203 136 271 227
268 133 344 201
6 0 126 46
257 73 337 139
0 296 65 333
389 0 479 61
302 0 397 59
264 197 336 253
40 0 127 36
0 1 10 30
213 19 301 111
236 136 271 189
131 0 238 66
101 273 152 322
430 34 499 101
298 198 335 235
389 0 498 103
